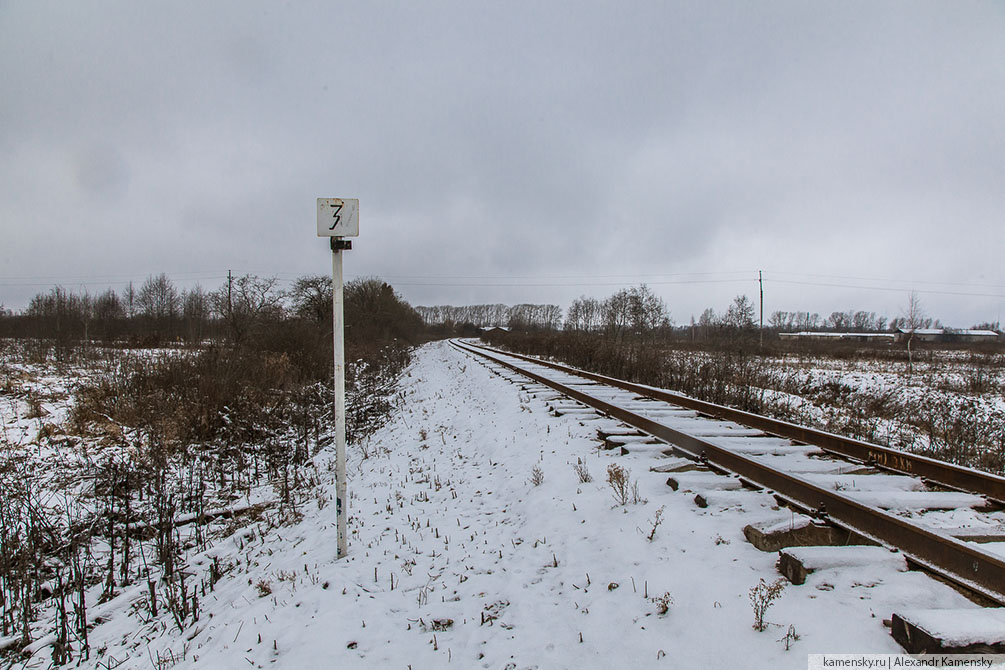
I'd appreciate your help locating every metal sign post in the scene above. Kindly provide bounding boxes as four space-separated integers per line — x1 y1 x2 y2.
317 198 359 559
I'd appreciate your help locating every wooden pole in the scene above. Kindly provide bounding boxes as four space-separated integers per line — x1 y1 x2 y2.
759 270 764 349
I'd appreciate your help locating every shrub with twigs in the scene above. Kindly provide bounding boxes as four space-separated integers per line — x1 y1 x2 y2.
646 505 666 541
651 592 674 615
606 463 643 505
573 459 592 483
530 465 545 487
749 577 786 631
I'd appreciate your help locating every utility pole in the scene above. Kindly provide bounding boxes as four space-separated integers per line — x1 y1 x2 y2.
759 270 764 349
317 198 359 559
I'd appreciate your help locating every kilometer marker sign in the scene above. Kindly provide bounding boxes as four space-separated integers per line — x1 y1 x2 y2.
317 198 359 237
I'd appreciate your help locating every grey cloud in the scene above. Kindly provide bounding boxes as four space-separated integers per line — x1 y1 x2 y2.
1 1 1003 325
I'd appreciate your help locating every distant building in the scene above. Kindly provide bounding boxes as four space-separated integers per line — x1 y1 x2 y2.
778 332 896 343
479 326 511 336
895 328 999 343
778 329 999 344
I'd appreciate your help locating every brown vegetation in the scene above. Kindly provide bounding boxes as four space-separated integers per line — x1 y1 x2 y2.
0 273 426 660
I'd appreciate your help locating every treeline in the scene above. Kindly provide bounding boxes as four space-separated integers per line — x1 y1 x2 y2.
565 285 672 341
391 284 1004 346
563 289 758 345
416 303 562 330
459 285 1005 358
767 309 940 333
0 271 428 455
0 273 425 356
2 275 218 345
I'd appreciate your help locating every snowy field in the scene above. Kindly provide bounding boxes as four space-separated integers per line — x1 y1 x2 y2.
10 340 979 670
754 351 1005 472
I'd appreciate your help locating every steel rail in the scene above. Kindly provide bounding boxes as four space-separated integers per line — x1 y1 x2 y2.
451 339 1005 605
462 341 1005 503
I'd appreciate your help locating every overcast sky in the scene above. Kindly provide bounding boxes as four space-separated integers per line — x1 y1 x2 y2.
2 1 1004 326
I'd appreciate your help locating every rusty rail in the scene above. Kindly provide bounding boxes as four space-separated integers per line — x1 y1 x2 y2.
451 339 1005 605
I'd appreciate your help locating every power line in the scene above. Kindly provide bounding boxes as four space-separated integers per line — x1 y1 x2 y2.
0 270 227 282
766 270 1005 291
366 278 754 288
346 270 758 281
4 268 1004 300
0 270 761 291
769 278 1005 299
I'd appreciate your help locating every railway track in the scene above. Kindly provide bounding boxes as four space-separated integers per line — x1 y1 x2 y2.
450 339 1005 653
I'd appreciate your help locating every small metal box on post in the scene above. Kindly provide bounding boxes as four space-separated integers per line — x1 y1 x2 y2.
317 197 359 559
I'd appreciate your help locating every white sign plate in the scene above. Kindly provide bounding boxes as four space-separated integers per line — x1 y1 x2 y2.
317 198 359 237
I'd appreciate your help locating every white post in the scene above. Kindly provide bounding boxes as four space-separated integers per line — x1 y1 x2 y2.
332 241 348 559
317 197 357 560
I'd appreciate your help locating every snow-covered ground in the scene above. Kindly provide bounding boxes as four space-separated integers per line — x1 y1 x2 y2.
8 342 986 669
755 352 1005 468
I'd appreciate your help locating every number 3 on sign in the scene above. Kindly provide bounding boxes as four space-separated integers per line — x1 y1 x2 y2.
317 198 359 237
329 203 343 230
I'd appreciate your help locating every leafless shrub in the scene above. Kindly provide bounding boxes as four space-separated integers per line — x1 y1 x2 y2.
964 353 998 394
645 505 666 541
651 592 673 615
573 459 593 483
606 463 642 505
749 577 786 631
778 624 800 650
607 463 630 505
430 618 454 632
530 465 545 487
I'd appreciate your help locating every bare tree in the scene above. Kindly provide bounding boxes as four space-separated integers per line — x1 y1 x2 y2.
124 281 137 318
211 275 284 345
94 289 124 324
564 297 586 331
25 286 89 347
852 310 877 331
724 295 755 330
602 289 632 342
566 296 603 332
138 274 180 322
182 285 209 343
902 291 926 376
541 304 563 330
825 311 851 331
580 297 602 331
289 275 332 325
698 307 716 340
627 285 671 340
768 310 790 330
797 312 821 330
